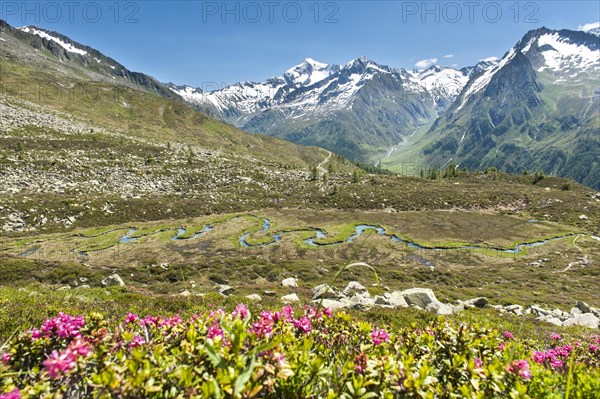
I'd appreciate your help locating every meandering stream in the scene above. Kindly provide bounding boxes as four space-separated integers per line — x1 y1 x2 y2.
7 215 576 259
114 217 574 255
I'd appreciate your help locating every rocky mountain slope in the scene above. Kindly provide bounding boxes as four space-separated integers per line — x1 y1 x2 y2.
417 27 600 189
0 19 352 233
0 21 176 99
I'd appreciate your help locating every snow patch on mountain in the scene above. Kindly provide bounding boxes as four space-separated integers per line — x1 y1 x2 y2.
19 27 87 55
413 67 469 106
169 85 205 103
536 33 599 72
480 56 499 63
520 38 537 54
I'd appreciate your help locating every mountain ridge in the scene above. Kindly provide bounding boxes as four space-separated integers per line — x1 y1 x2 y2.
169 55 493 161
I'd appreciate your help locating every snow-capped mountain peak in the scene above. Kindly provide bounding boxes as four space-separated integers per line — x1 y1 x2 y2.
284 58 338 86
455 27 599 111
405 65 471 109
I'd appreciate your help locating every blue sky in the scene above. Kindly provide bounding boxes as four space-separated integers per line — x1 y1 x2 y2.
2 1 599 88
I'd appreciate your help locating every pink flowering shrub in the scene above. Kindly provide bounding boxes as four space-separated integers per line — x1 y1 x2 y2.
0 307 599 398
371 328 390 345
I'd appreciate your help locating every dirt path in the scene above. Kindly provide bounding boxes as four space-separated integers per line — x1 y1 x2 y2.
317 149 332 174
557 234 587 273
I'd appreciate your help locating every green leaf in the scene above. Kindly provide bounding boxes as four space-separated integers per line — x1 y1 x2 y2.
233 356 256 396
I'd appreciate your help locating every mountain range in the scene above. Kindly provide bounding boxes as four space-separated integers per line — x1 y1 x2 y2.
166 57 498 161
1 19 598 189
418 27 599 188
168 27 599 188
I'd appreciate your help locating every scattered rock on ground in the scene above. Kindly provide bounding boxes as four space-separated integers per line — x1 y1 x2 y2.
464 297 489 308
398 288 439 309
102 274 125 287
215 284 234 296
426 301 455 315
282 277 298 288
343 281 369 297
312 284 339 300
316 299 347 310
281 293 300 304
563 313 599 329
387 291 409 308
246 294 262 302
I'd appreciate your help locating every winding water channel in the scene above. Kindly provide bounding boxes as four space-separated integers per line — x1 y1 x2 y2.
113 217 574 254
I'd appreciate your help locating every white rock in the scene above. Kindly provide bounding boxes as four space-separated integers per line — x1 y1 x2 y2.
282 277 298 288
316 299 348 310
215 284 234 296
530 305 551 317
245 294 262 302
387 291 409 308
280 293 300 304
563 313 599 329
312 284 339 300
426 301 455 315
343 281 369 297
101 273 125 287
348 294 375 310
545 317 564 327
397 288 438 309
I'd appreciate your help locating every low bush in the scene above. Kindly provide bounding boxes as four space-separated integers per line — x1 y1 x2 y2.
1 305 598 398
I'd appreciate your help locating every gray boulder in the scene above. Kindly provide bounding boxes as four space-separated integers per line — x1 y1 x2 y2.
563 313 599 329
282 277 298 288
398 288 438 309
530 305 551 317
102 274 125 287
570 307 582 316
464 297 489 308
348 294 375 310
426 301 455 315
505 305 524 316
312 284 339 300
387 291 409 308
373 295 390 305
281 293 300 304
246 294 262 302
576 301 592 314
316 299 348 310
545 317 564 327
215 284 234 296
343 281 369 297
